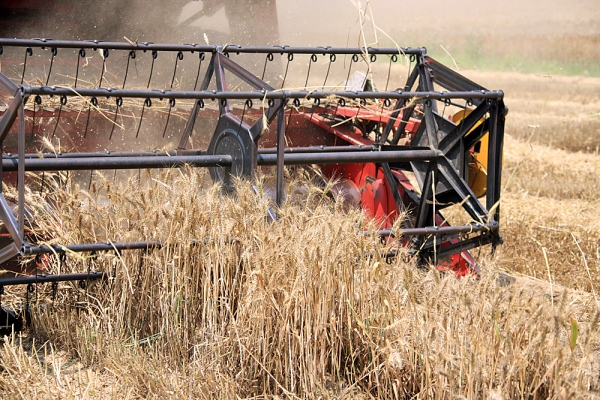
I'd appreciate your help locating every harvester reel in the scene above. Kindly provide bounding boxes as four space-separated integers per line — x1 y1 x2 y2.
0 38 506 304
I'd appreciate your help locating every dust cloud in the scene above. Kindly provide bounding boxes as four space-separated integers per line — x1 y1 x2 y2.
1 0 597 77
1 0 598 76
2 0 598 46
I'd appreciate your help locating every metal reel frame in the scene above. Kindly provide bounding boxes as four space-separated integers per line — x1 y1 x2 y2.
0 38 506 287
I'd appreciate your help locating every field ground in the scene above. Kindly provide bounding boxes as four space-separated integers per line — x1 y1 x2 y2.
472 71 600 293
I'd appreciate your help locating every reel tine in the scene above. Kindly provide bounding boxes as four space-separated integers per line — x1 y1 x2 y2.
237 99 248 135
193 52 205 91
162 98 176 138
50 97 66 138
343 53 356 91
322 53 335 90
122 50 136 89
20 47 32 85
136 98 151 139
51 281 58 308
98 48 109 88
261 53 273 81
45 47 57 86
170 51 184 89
30 95 40 141
384 54 396 92
280 52 293 89
153 50 183 138
88 170 94 191
304 54 317 89
83 102 92 138
286 102 294 134
74 48 86 88
109 97 123 141
147 50 158 88
25 282 34 313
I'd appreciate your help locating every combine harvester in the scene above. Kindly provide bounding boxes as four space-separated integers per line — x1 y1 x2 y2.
0 36 506 331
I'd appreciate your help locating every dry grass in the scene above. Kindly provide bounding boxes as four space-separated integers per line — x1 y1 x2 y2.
502 135 600 201
465 71 600 154
497 193 599 291
490 72 600 294
0 168 598 398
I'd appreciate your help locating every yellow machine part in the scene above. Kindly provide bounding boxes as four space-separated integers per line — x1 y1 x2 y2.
451 110 488 198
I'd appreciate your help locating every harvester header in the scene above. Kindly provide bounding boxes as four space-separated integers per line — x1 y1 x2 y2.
0 38 506 291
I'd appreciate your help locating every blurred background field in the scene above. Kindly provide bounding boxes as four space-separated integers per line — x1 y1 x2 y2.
276 0 600 77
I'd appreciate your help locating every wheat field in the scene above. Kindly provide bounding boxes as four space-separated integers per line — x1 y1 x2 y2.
0 165 598 399
1 1 600 398
1 69 599 397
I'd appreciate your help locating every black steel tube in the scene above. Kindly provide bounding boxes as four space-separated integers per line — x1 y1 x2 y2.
259 145 375 154
223 45 426 56
0 272 107 286
7 146 375 159
3 150 438 171
376 222 498 237
18 98 26 238
14 150 176 159
0 39 424 55
0 195 22 250
2 154 232 171
25 241 162 255
436 235 494 260
0 90 22 144
257 149 440 165
23 87 504 101
0 71 19 93
276 107 285 206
